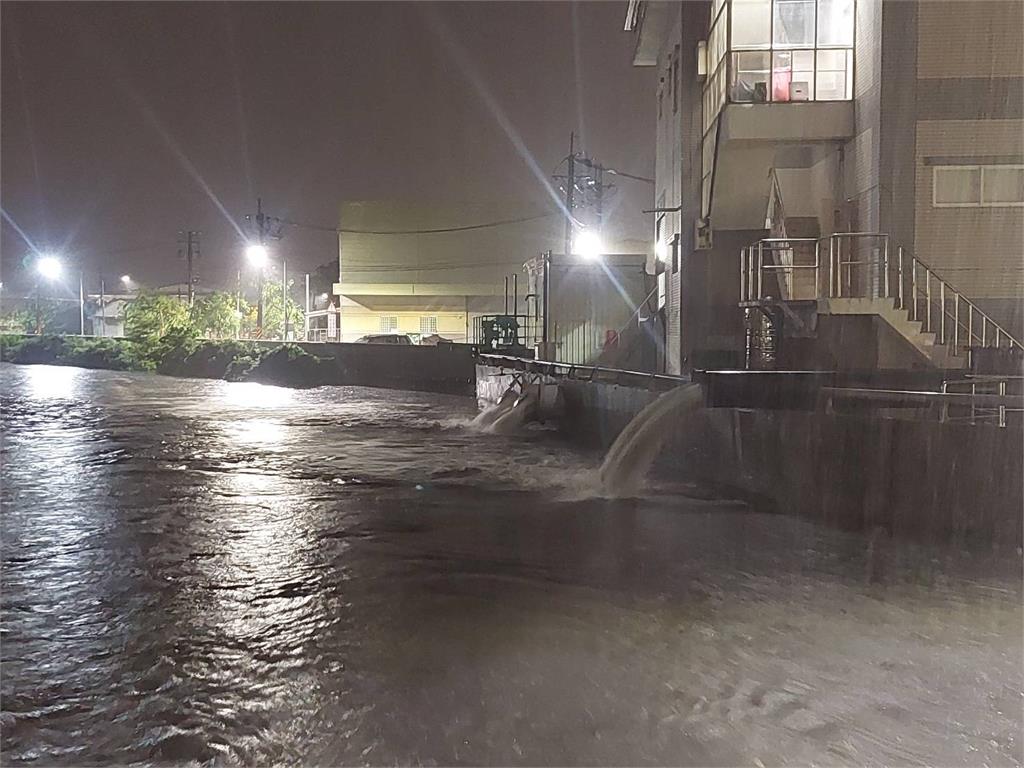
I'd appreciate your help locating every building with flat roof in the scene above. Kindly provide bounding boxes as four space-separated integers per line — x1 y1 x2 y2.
332 201 561 343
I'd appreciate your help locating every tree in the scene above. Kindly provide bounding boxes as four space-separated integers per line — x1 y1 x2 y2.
191 292 243 339
253 281 304 340
1 307 37 334
124 293 193 342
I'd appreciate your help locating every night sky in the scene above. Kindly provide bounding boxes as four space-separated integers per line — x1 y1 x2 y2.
1 1 654 294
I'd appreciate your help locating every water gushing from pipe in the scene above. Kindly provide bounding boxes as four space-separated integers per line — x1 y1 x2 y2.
599 384 704 496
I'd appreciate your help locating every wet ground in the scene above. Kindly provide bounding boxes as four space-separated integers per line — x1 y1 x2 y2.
1 363 1021 765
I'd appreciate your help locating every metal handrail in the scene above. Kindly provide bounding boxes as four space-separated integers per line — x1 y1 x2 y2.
740 232 1021 350
897 246 1020 350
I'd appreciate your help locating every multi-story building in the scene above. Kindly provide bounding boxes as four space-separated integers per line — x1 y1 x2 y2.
626 0 1023 373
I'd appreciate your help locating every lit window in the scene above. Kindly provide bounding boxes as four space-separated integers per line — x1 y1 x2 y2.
379 316 398 332
982 166 1024 206
720 0 853 104
731 51 771 102
817 0 854 46
420 316 438 334
773 0 816 48
771 49 814 101
815 49 852 100
731 0 771 48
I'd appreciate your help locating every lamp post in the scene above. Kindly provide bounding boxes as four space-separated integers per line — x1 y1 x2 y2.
34 256 62 335
245 244 268 337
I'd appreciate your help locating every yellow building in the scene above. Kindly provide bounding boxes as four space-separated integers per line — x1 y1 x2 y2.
332 201 561 343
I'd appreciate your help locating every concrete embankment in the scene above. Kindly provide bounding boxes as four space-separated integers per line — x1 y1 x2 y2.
1 335 477 395
477 363 1023 546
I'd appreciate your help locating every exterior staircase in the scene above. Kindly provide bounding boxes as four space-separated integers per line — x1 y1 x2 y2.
822 297 966 369
740 232 1020 370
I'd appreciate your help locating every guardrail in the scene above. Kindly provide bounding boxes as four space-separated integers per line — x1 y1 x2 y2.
476 353 690 392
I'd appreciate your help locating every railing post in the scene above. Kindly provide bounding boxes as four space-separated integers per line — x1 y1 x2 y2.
995 327 1001 348
998 380 1006 428
814 240 820 300
982 316 987 346
911 258 918 320
882 239 890 299
897 246 904 309
740 248 746 302
968 304 973 346
940 381 949 423
939 281 946 344
829 236 836 297
970 382 976 425
926 272 932 332
953 293 959 349
756 242 763 299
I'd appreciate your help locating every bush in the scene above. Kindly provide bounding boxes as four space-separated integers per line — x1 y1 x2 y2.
0 334 143 370
242 344 328 388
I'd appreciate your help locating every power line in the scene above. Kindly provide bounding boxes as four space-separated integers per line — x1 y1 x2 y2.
283 212 557 236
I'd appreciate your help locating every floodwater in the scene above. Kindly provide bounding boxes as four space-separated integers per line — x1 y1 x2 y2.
1 364 1021 766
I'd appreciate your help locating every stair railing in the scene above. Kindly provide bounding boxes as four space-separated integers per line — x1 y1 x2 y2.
824 233 1019 352
896 247 1020 351
742 232 1021 351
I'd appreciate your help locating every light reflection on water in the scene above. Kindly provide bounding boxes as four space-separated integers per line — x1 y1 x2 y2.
0 364 1020 766
24 363 81 399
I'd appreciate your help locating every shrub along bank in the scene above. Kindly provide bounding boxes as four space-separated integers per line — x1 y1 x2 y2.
0 334 330 388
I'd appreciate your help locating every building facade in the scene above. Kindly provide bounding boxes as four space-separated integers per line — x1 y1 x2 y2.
332 201 560 343
627 0 1023 373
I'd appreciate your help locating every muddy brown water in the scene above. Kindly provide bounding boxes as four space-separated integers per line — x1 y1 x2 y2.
2 364 1020 765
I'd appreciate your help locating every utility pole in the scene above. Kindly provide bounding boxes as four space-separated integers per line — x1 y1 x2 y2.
304 273 310 342
563 132 575 258
99 274 106 338
178 230 201 306
281 259 288 341
245 197 285 336
235 269 241 339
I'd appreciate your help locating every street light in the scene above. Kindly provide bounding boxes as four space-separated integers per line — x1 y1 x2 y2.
120 274 132 287
36 255 63 280
33 255 83 335
573 230 604 260
246 244 269 268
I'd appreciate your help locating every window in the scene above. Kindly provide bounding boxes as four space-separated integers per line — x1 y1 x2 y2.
731 0 771 48
774 0 816 48
934 165 1024 207
815 49 852 100
982 166 1024 205
731 51 771 102
420 316 438 334
817 0 854 46
720 0 854 103
771 49 814 101
379 315 398 332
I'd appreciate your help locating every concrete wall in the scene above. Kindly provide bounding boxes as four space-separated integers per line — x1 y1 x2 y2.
283 341 477 395
476 364 1022 544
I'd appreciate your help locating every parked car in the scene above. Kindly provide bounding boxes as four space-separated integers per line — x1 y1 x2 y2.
353 334 413 345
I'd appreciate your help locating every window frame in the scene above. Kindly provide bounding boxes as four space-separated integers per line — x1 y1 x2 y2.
932 164 1024 208
379 315 399 333
719 0 855 105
